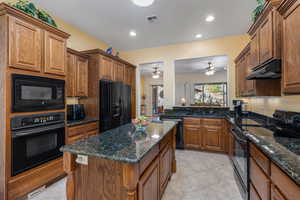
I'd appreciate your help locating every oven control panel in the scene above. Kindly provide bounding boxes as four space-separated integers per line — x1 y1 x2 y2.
11 112 65 130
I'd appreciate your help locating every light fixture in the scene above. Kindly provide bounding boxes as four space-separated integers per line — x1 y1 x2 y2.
152 67 160 79
131 0 155 7
195 34 203 39
205 62 215 76
129 30 137 37
206 15 215 22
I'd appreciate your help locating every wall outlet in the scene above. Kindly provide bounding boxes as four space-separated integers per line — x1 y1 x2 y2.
27 185 46 199
76 154 88 165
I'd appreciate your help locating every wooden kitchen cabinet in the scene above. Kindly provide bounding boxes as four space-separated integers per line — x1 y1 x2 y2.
202 125 223 152
67 48 89 97
271 185 287 200
139 157 160 200
184 118 226 152
159 144 171 196
184 125 202 149
44 31 67 75
248 0 282 69
8 16 42 72
99 56 114 80
250 31 260 69
235 56 246 97
113 61 125 82
278 0 300 94
66 121 99 144
124 65 133 85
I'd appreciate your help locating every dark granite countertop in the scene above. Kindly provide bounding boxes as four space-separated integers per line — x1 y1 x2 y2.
61 121 177 163
246 126 300 185
67 118 99 127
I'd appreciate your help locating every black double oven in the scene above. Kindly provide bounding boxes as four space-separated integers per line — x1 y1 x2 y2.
11 74 65 176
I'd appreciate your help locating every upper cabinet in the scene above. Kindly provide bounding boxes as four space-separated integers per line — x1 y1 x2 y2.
278 0 300 94
8 17 42 72
67 48 89 97
235 44 281 97
113 61 125 82
2 4 70 76
44 31 67 76
99 56 114 80
248 0 282 69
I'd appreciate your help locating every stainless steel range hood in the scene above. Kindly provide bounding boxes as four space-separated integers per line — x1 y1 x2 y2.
246 60 281 80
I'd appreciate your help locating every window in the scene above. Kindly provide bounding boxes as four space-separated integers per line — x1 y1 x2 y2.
194 82 227 106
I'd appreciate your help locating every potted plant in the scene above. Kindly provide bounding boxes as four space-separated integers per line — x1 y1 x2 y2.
252 0 266 22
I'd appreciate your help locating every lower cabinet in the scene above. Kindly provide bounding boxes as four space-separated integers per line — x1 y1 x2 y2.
66 121 99 144
159 144 172 197
184 118 226 153
250 143 300 200
139 157 160 200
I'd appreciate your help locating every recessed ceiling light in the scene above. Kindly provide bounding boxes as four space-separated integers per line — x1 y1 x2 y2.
195 34 203 38
130 31 137 37
131 0 155 7
206 15 215 22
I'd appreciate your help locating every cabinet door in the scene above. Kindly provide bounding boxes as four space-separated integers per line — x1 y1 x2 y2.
250 31 260 69
8 17 42 72
271 185 286 200
113 61 124 82
124 66 132 85
138 158 159 200
203 125 223 152
236 58 245 97
259 13 273 64
99 56 113 80
66 53 76 97
159 145 171 195
76 57 88 97
184 126 201 149
130 68 136 119
44 31 67 75
282 4 300 94
245 51 256 95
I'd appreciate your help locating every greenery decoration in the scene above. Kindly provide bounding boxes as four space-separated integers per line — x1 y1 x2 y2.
252 0 266 22
7 0 57 27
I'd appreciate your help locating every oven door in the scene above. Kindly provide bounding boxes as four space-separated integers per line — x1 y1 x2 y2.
12 74 65 112
12 123 65 176
230 128 249 200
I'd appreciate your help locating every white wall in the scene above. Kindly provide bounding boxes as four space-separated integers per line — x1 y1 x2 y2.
175 70 227 105
141 75 163 116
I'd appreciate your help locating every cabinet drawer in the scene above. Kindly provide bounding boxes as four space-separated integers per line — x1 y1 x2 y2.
250 143 270 175
271 163 300 200
250 183 262 200
67 133 86 144
86 129 99 137
202 118 223 126
68 122 98 137
139 145 159 176
184 118 200 125
250 158 270 200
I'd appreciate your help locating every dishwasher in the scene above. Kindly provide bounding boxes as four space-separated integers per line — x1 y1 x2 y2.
159 117 184 149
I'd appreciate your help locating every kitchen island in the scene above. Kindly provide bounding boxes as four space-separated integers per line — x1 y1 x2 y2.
61 121 177 200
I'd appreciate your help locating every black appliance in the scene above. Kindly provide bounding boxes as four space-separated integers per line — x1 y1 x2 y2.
230 126 249 200
67 104 86 121
272 110 300 138
12 74 65 112
11 112 65 176
246 60 281 80
99 80 131 132
233 100 244 125
159 117 184 149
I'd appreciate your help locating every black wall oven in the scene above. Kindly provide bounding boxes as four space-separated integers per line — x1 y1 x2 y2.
12 74 65 112
11 112 65 176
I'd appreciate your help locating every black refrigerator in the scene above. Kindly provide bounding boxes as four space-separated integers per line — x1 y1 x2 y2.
99 80 132 132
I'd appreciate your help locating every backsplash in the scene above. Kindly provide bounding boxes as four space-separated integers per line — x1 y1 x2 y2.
242 96 300 117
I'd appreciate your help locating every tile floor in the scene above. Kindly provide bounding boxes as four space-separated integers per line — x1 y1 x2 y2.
31 150 242 200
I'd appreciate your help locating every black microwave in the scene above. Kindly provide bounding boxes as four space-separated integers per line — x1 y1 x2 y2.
12 74 65 112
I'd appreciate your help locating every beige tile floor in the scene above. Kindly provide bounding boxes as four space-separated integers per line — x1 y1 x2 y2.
31 150 242 200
